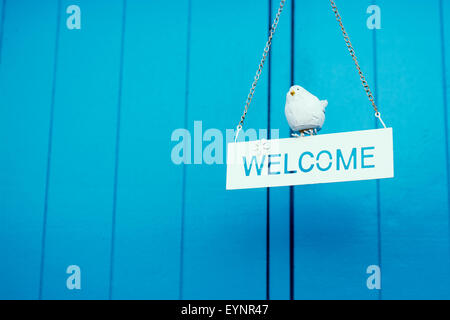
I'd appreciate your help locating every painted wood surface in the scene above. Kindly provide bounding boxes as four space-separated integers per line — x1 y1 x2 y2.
0 0 448 299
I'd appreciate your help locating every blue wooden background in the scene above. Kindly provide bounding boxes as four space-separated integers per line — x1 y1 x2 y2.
0 0 449 300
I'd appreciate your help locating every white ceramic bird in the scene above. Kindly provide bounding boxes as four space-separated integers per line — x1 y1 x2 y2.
285 85 328 137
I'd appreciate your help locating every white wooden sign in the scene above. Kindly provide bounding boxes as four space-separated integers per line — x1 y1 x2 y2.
226 128 394 190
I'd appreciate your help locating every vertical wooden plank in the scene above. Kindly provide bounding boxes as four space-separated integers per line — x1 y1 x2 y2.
110 0 188 299
444 0 450 112
268 0 292 300
443 0 450 251
40 0 124 299
0 0 5 65
377 0 450 299
181 0 268 299
0 0 58 299
293 0 380 299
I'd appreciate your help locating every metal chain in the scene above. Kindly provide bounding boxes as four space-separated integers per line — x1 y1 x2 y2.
235 0 384 139
236 0 286 134
329 0 379 115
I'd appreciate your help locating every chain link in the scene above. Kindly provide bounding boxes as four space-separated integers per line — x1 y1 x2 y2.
329 0 378 114
236 0 286 132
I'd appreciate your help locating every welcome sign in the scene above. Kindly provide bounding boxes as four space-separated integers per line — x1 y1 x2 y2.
226 128 394 190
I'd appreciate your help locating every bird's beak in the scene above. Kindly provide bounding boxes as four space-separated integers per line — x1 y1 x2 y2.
290 90 295 96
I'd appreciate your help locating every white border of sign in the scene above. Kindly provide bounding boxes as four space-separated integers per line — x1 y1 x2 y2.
226 128 394 190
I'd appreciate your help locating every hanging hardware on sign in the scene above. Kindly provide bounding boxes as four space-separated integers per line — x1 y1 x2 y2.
235 0 286 142
227 0 394 190
329 0 387 129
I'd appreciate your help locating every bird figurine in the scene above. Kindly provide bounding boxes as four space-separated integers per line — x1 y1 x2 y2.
285 85 328 137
